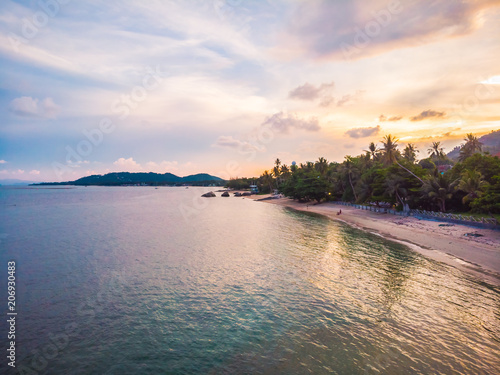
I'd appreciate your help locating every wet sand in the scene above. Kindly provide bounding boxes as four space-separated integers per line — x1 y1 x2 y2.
250 195 500 285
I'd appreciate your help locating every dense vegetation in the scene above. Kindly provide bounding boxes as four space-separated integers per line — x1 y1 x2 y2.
36 172 225 186
247 133 500 214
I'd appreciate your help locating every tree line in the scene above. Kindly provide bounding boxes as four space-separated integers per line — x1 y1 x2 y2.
227 133 500 214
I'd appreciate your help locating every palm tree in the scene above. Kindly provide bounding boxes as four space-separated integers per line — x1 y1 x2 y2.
458 169 488 205
384 175 408 208
315 157 329 176
380 135 425 183
403 143 418 163
421 173 459 212
261 170 274 193
364 142 379 160
272 166 281 187
380 135 399 165
280 164 290 182
464 133 482 153
340 156 358 201
459 133 483 162
428 142 444 159
300 161 314 172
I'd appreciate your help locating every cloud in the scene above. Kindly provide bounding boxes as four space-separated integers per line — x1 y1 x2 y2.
289 81 334 101
410 110 446 121
480 75 500 84
336 90 364 107
113 157 143 171
345 125 380 138
285 0 499 60
41 98 60 119
262 112 320 133
9 97 38 117
212 136 265 153
0 160 6 164
379 114 402 122
8 97 60 119
29 170 40 175
145 161 181 173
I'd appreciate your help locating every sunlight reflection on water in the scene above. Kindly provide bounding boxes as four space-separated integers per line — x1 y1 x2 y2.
0 186 498 374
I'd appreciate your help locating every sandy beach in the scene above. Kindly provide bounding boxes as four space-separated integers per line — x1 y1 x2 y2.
248 195 500 285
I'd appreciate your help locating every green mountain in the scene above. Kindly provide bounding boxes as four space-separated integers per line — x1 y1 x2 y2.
34 172 225 186
447 129 500 160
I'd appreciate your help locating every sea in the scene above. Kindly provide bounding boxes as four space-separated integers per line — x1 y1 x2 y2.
0 186 499 374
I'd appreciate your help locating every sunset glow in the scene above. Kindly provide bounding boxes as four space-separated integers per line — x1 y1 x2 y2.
1 0 499 181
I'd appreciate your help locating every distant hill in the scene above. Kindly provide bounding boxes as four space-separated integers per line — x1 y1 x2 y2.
0 179 37 186
34 172 225 186
447 129 500 160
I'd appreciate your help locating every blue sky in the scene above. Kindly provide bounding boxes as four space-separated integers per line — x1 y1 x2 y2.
1 0 499 181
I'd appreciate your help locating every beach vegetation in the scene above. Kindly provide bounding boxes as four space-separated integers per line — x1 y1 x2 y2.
245 131 500 215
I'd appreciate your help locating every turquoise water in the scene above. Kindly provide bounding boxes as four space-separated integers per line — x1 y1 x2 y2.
0 186 499 374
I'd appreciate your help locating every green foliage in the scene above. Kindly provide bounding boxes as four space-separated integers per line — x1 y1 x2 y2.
469 176 500 214
260 132 498 214
421 173 459 212
226 177 254 190
418 158 436 171
459 133 483 162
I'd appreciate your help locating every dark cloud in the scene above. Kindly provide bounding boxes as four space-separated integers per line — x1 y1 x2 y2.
345 125 380 138
263 112 320 133
410 110 446 121
289 81 335 101
286 0 499 60
379 114 402 122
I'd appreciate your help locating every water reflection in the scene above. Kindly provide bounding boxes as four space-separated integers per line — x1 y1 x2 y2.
1 188 499 374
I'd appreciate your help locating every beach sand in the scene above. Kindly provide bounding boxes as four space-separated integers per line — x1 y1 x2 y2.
248 195 500 285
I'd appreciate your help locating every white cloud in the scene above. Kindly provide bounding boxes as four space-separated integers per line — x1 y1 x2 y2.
113 157 143 172
145 161 179 173
41 98 60 118
0 160 6 164
9 97 38 117
8 96 60 119
29 170 41 175
480 75 500 84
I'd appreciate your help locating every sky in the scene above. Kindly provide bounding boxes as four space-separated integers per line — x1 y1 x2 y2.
1 0 500 182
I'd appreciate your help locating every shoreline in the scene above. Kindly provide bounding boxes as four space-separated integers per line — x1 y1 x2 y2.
250 195 500 286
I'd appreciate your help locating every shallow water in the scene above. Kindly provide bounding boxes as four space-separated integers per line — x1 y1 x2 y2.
0 186 499 374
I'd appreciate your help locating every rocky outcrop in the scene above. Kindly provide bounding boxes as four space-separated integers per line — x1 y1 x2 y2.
201 191 216 197
233 192 242 197
241 192 252 196
221 191 230 197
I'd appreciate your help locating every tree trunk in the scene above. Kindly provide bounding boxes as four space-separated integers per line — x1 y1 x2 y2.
440 199 446 212
348 173 358 201
396 161 424 184
395 191 404 208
